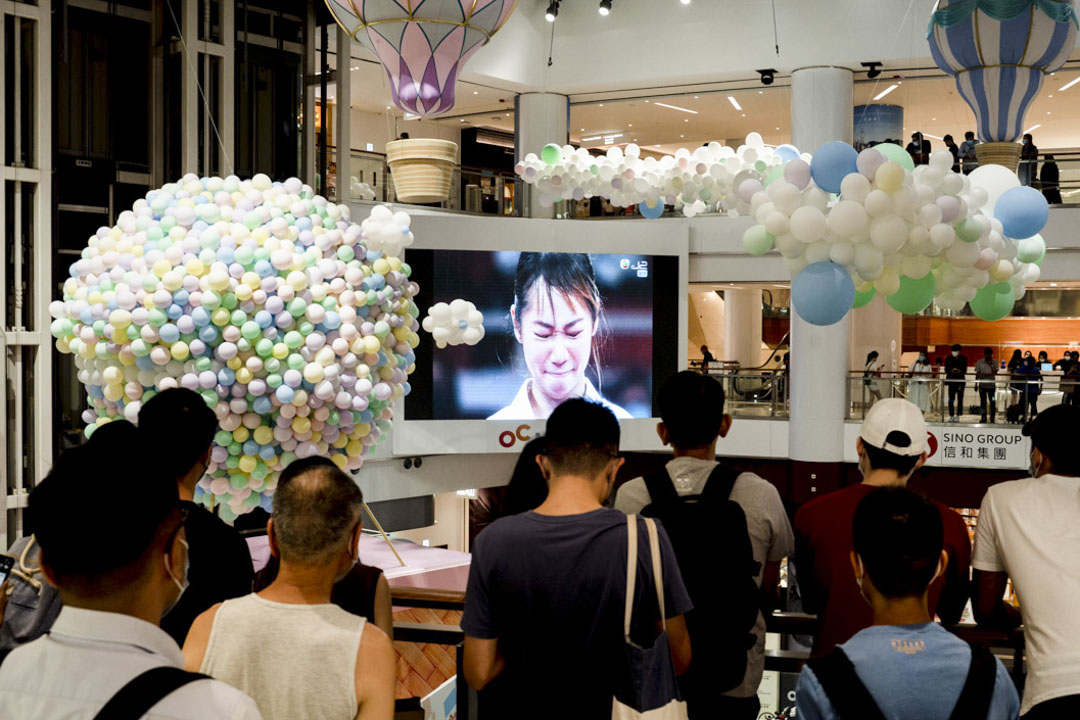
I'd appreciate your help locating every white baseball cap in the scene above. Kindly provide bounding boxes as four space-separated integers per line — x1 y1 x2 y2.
859 398 928 457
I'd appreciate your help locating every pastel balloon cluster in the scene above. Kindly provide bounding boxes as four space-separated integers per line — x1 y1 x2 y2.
516 133 808 219
50 174 422 520
422 299 485 349
741 142 1048 325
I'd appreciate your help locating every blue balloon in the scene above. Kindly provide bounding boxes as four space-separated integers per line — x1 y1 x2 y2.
775 144 800 163
994 186 1049 239
810 141 858 194
638 199 664 220
792 261 856 326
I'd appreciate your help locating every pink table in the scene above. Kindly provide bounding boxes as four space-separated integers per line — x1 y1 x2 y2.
246 534 471 593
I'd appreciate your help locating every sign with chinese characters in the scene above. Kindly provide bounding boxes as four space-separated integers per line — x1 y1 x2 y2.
925 427 1029 470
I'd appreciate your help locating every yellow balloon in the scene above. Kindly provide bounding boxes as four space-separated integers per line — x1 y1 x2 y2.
291 416 312 435
272 343 289 360
253 426 274 445
346 439 364 457
875 161 905 193
331 454 349 470
236 367 253 384
232 426 250 443
171 341 190 361
238 455 257 473
226 356 242 371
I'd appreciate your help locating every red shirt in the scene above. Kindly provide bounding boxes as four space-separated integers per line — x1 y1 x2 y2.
793 483 972 656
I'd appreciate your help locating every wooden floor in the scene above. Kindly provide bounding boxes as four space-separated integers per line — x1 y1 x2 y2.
393 607 462 700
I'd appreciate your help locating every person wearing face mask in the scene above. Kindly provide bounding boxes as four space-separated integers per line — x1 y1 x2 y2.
794 399 971 657
796 487 1019 720
945 344 969 422
183 457 396 720
139 389 255 646
0 424 262 719
973 405 1080 718
908 351 932 413
976 347 999 424
462 399 692 719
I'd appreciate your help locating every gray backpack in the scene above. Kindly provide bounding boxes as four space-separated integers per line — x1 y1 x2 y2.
0 535 62 662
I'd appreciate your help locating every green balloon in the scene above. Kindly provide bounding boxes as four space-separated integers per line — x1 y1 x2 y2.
541 143 562 166
1016 234 1045 263
955 217 983 243
886 274 936 314
763 165 784 187
969 282 1014 322
742 225 775 256
1035 246 1046 266
875 143 915 172
852 286 877 309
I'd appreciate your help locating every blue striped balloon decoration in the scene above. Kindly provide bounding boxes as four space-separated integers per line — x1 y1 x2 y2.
928 0 1078 142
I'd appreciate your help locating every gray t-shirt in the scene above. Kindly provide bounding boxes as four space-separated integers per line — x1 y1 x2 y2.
614 456 795 698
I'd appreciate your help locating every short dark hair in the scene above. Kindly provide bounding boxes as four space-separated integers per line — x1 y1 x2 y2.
862 433 921 476
504 436 549 515
273 456 364 564
31 422 180 592
542 399 620 478
984 347 993 356
1024 405 1080 475
1071 351 1078 360
951 344 962 352
854 487 943 598
139 388 218 481
944 134 954 143
965 131 975 139
658 371 726 449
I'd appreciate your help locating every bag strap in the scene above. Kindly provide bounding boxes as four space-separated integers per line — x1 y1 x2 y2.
701 463 740 504
92 666 210 720
624 515 639 640
642 467 679 505
948 642 997 720
806 648 887 720
643 517 665 630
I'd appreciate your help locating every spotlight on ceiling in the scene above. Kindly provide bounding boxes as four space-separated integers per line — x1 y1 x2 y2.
862 61 883 80
757 69 776 86
599 0 612 15
545 1 559 22
680 0 691 4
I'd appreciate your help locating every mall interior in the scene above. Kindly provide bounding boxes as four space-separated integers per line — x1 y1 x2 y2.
3 0 1080 718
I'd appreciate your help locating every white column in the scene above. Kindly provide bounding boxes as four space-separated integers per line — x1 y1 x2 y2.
788 66 855 465
724 287 762 367
181 0 198 175
790 67 854 155
515 92 568 218
335 24 353 202
850 293 903 377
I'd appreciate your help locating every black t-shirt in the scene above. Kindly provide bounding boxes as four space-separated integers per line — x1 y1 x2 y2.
945 354 968 379
462 509 692 719
161 501 255 645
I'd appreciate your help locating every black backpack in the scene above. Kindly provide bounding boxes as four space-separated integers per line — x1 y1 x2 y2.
640 464 761 692
807 640 997 720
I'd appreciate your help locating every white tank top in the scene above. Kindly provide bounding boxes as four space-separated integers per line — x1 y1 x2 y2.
200 594 366 720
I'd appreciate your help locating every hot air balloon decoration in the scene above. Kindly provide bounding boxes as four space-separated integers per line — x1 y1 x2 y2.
928 0 1077 170
325 0 518 118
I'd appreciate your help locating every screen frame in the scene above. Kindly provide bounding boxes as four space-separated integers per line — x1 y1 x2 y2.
392 215 689 455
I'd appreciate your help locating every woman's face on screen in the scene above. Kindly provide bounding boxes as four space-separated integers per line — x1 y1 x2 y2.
515 279 596 402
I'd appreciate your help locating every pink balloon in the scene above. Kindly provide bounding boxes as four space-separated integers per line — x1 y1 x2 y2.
856 148 886 179
975 248 998 270
783 160 812 190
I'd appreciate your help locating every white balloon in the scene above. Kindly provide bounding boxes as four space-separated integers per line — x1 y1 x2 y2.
790 206 827 243
929 223 956 250
864 190 893 218
969 164 1021 217
854 244 885 280
874 267 901 296
830 242 856 266
945 239 980 267
805 241 833 264
869 215 908 254
765 211 790 236
827 200 869 238
901 255 932 279
769 181 803 216
840 173 872 203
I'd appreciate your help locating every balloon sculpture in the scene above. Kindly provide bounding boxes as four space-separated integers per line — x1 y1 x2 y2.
422 299 485 348
51 175 421 520
742 142 1049 325
326 0 518 117
928 0 1077 168
516 133 807 218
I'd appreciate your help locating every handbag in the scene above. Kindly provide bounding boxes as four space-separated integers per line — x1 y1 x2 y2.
612 515 689 720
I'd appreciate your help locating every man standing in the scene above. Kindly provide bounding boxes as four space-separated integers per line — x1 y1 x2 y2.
946 344 968 422
794 399 970 656
959 131 979 174
462 399 692 719
907 132 930 165
183 457 396 720
973 405 1080 718
615 372 793 720
0 426 261 719
139 388 254 645
976 347 999 424
1020 134 1039 187
700 345 715 374
797 487 1019 720
1040 155 1062 204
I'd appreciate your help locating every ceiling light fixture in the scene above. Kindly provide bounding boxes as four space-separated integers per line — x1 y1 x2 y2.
861 61 883 79
681 0 691 4
545 1 559 22
1024 123 1042 133
1058 76 1080 92
757 68 776 85
599 0 612 15
873 84 899 100
727 96 743 111
654 102 698 114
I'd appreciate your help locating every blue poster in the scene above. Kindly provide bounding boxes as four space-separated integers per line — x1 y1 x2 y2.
854 105 904 151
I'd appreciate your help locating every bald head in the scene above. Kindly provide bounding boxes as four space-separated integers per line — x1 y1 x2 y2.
272 457 363 565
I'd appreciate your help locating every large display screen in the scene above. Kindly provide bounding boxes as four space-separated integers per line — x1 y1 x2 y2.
406 250 679 421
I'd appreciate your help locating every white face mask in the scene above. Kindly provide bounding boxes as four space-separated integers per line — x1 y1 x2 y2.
952 351 959 357
162 537 190 618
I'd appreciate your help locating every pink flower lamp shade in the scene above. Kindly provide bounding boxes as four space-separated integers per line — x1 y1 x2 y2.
326 0 518 117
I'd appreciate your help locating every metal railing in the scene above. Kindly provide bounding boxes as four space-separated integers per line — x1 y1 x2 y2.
696 368 1077 424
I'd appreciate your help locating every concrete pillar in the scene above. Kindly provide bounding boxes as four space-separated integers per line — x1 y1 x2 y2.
850 293 903 379
724 287 762 367
788 66 855 499
515 92 569 218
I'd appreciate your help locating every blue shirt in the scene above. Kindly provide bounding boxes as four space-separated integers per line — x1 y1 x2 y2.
797 623 1020 720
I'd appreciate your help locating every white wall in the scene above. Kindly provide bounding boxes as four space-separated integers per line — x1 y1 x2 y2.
348 107 462 156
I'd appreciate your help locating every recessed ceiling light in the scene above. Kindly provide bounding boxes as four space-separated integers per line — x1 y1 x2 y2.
694 95 699 99
874 84 899 100
680 134 685 138
654 102 698 114
776 126 780 130
655 144 661 147
741 113 746 117
473 91 479 95
932 117 936 121
685 118 689 122
599 103 604 107
385 106 391 110
1048 94 1054 98
727 96 742 111
628 123 633 127
758 90 763 94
